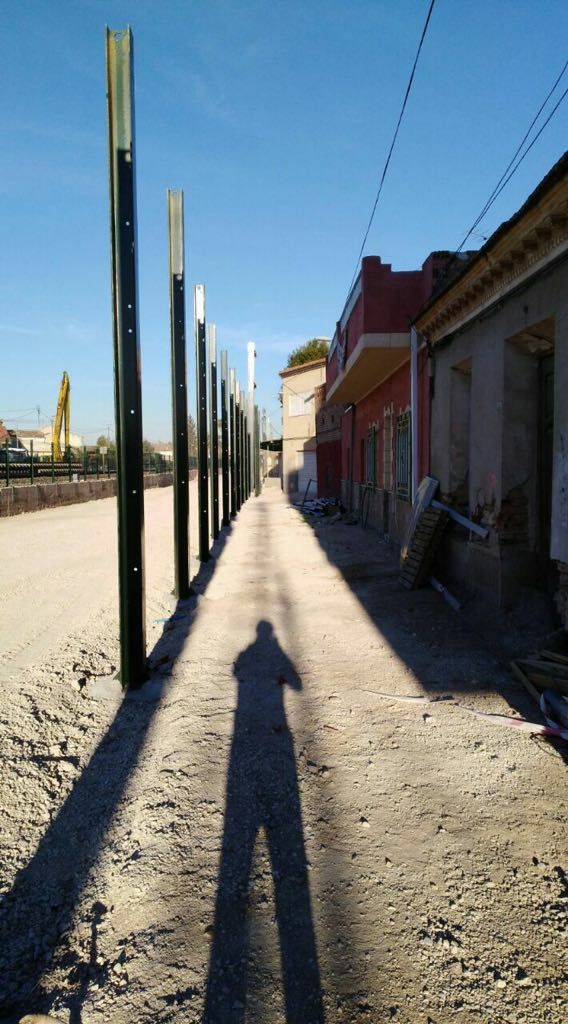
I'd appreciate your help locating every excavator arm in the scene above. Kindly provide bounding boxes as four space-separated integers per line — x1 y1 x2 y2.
53 371 70 460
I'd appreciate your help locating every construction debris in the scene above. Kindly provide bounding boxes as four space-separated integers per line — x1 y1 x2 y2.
293 496 343 518
430 574 461 612
511 647 568 703
399 506 448 589
431 499 489 538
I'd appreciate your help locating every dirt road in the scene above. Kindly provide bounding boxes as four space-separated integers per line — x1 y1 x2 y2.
0 483 207 683
0 483 566 1023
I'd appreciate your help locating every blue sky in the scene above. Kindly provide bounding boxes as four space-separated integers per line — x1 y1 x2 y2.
1 0 567 442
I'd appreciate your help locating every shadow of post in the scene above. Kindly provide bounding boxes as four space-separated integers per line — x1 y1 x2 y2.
203 620 324 1024
0 525 233 1021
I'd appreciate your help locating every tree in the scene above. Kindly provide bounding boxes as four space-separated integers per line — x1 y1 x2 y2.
286 337 329 368
142 439 155 456
279 337 330 405
96 434 116 453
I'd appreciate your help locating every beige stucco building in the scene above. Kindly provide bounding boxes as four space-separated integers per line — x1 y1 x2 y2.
415 151 568 615
279 358 326 497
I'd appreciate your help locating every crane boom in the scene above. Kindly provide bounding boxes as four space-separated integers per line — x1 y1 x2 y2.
53 371 70 460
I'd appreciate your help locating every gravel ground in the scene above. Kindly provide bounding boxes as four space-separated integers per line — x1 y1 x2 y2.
0 481 566 1023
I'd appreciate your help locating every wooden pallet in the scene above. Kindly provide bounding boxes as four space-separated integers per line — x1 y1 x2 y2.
399 508 448 590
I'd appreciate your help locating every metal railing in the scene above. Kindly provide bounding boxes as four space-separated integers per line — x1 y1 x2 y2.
1 441 183 485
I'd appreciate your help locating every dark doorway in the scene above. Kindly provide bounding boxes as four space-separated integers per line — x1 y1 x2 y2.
538 352 554 556
203 621 323 1024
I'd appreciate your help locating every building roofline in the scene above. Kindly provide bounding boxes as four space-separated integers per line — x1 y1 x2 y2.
415 149 568 325
279 357 327 378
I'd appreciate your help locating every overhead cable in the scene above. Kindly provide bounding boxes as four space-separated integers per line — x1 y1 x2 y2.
454 59 568 256
346 0 436 298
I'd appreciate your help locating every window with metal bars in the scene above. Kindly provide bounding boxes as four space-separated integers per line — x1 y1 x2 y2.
366 427 377 486
396 412 411 500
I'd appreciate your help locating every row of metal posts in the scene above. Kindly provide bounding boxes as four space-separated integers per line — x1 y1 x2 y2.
107 28 262 688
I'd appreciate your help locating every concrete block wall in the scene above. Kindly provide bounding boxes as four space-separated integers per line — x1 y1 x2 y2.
0 472 173 517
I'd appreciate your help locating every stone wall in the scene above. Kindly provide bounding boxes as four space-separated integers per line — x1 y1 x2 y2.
0 472 173 517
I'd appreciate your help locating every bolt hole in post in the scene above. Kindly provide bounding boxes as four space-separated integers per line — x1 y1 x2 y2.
195 283 210 561
106 25 146 688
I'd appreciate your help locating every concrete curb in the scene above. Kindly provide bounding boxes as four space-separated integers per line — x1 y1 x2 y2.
0 473 173 517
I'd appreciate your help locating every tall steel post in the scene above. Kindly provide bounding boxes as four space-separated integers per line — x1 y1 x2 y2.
220 350 230 526
208 324 220 539
235 382 242 511
247 341 255 499
245 416 250 497
195 285 210 560
254 405 261 496
168 189 189 598
241 396 247 500
229 369 237 517
106 27 146 688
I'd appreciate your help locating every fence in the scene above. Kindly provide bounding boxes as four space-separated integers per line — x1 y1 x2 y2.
1 443 185 485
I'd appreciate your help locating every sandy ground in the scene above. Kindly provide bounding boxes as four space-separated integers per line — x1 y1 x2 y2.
0 482 566 1023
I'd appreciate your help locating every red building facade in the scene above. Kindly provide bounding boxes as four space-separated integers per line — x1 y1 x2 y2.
318 253 457 539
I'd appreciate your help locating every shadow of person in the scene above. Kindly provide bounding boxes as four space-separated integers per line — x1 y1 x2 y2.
203 620 324 1024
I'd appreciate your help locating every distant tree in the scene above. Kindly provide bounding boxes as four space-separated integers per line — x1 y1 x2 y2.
187 414 198 459
286 337 329 368
142 439 155 456
96 433 116 453
278 338 329 406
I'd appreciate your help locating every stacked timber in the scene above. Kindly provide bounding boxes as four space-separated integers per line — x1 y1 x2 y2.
511 649 568 703
399 507 448 590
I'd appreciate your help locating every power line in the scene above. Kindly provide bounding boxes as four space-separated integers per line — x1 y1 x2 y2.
346 0 436 297
454 60 568 256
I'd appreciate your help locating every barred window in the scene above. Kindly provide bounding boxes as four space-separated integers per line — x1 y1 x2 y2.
366 427 377 486
383 412 393 491
396 412 411 500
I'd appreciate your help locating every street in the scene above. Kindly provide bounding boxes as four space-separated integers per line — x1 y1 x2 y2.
0 483 566 1023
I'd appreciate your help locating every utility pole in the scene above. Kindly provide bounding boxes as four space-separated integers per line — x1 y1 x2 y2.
106 26 146 689
168 188 189 599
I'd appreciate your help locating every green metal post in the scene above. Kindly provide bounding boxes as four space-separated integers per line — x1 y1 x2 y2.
220 350 230 526
255 405 261 496
195 284 210 560
68 447 72 481
168 189 190 598
30 440 34 484
83 445 87 480
106 26 146 688
235 387 241 511
208 324 220 539
229 369 237 517
240 405 245 504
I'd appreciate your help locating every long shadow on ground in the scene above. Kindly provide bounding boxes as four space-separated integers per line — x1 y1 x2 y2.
307 508 567 758
0 523 234 1021
203 620 323 1024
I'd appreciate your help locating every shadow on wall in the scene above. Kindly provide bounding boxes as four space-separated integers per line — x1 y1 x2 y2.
203 620 324 1024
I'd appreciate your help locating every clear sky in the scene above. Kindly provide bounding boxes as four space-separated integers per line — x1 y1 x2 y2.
1 0 567 443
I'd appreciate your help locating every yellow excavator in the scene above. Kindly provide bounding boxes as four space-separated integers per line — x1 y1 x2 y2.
53 371 70 460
